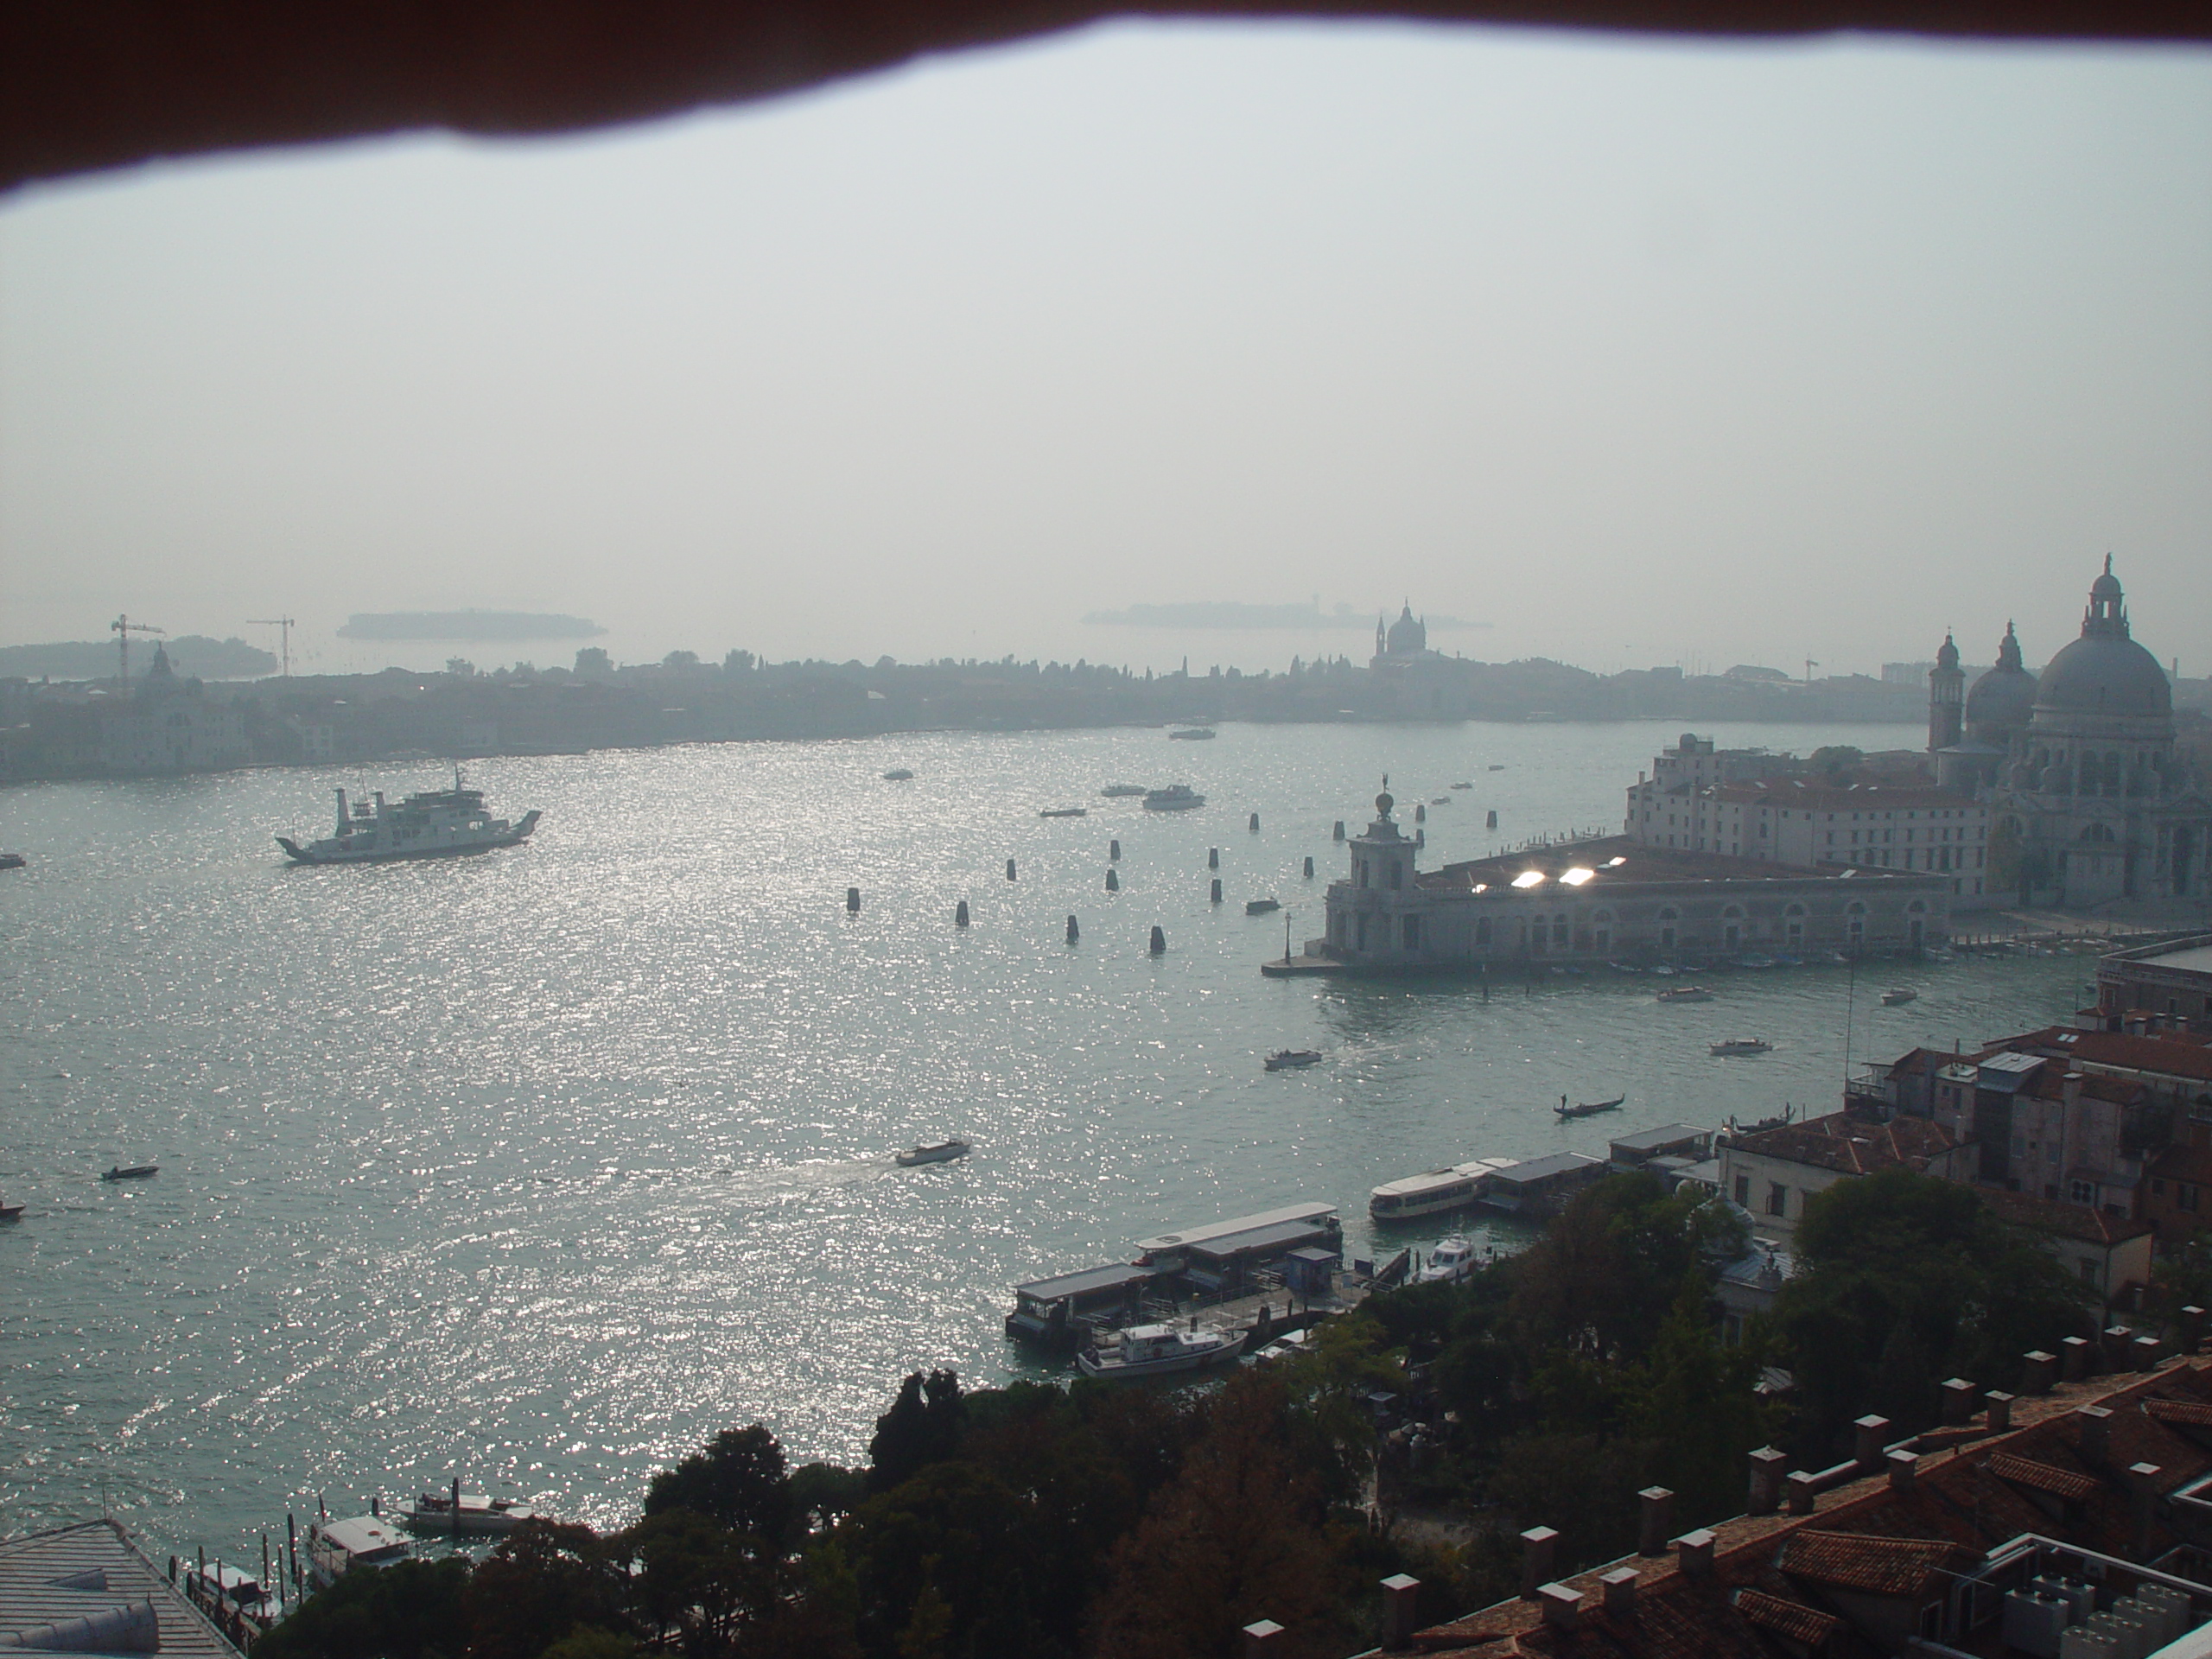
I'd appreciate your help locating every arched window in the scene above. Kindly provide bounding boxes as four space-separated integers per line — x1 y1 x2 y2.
1845 899 1867 950
1722 903 1745 950
2082 823 2114 844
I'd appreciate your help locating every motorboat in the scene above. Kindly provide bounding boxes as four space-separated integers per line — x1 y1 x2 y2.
1077 1322 1245 1379
1101 783 1147 798
277 772 539 864
0 1200 22 1221
1710 1039 1774 1057
305 1516 410 1588
0 852 24 870
1429 797 1451 805
1263 1049 1322 1071
1143 785 1205 811
101 1165 158 1181
1487 764 1505 771
882 769 914 780
1167 728 1216 741
1554 1094 1624 1119
1656 985 1715 1003
1881 988 1918 1006
1450 782 1471 790
397 1490 541 1536
1414 1236 1480 1286
1039 807 1088 818
1244 897 1281 915
896 1140 970 1167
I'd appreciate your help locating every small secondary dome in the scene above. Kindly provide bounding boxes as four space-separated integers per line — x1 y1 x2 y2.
1964 622 2037 734
2033 559 2171 722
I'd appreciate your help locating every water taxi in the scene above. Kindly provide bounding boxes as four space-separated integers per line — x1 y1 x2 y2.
1263 1048 1322 1071
1077 1323 1243 1379
1414 1236 1481 1285
1142 785 1205 810
397 1490 541 1536
896 1139 970 1166
305 1516 410 1588
1880 988 1918 1006
1245 897 1281 915
1710 1039 1774 1057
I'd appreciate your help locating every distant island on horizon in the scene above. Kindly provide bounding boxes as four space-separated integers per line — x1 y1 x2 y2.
1082 600 1486 631
336 610 607 642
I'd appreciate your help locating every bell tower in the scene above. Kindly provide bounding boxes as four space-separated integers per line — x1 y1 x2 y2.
1928 632 1963 753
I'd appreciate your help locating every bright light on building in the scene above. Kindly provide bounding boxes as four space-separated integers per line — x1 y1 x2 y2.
1512 870 1546 888
1560 867 1595 887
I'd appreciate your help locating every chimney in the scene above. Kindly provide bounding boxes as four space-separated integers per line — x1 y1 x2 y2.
2182 1306 2208 1355
1786 1471 1817 1516
1600 1569 1639 1617
1520 1527 1559 1599
1985 1391 2015 1433
1942 1377 1977 1425
1379 1575 1421 1649
2064 1070 2085 1110
2062 1335 2094 1381
1748 1446 1787 1515
1887 1449 1918 1491
2021 1351 2058 1395
1853 1414 1893 1469
2134 1334 2164 1370
2077 1405 2113 1463
1242 1620 1285 1657
1536 1583 1581 1633
2130 1463 2164 1560
1675 1529 1716 1580
2105 1325 2138 1371
1637 1488 1675 1557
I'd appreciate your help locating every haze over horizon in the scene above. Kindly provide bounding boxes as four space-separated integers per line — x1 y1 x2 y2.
3 22 2208 682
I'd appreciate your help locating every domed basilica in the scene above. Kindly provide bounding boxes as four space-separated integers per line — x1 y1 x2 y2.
1929 559 2209 907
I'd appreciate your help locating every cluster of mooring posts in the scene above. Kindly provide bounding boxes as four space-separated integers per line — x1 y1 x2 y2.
837 785 1503 955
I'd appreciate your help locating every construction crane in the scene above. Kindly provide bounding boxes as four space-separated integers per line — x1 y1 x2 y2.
250 615 296 677
111 614 164 689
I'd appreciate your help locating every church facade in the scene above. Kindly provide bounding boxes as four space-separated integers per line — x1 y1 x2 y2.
1930 560 2210 907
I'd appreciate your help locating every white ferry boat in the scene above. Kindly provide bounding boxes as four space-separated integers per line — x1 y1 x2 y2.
304 1515 410 1588
278 773 541 864
1142 785 1205 811
1369 1158 1519 1220
1077 1323 1244 1379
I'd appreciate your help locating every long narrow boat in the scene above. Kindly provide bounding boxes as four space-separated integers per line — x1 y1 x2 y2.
101 1165 159 1181
1554 1094 1625 1119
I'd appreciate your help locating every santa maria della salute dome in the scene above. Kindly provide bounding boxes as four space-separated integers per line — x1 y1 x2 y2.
1929 557 2209 907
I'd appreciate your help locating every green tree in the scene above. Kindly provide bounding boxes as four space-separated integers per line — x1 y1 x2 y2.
1089 1374 1349 1659
251 1556 468 1659
1774 1169 2089 1455
1809 745 1864 781
574 647 612 677
463 1521 630 1659
867 1370 965 1493
643 1424 793 1545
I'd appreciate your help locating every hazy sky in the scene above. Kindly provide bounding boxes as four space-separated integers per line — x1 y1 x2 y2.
3 22 2208 679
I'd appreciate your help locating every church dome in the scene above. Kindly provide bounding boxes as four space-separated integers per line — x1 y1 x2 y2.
1964 624 2037 734
2032 559 2171 722
1384 602 1426 656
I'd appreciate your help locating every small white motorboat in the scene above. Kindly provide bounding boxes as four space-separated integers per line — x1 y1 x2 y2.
1263 1049 1323 1071
1881 988 1918 1006
1414 1236 1480 1286
305 1516 410 1588
1077 1323 1245 1379
896 1140 970 1167
1656 985 1715 1004
882 769 914 781
397 1490 540 1536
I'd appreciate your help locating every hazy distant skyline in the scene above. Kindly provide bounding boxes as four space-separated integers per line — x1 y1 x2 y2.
3 22 2208 680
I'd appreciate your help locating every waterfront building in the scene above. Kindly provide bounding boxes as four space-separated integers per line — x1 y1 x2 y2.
1933 560 2211 906
1716 1112 1972 1241
2096 933 2212 1034
96 645 251 775
1624 733 1993 908
1319 790 1951 969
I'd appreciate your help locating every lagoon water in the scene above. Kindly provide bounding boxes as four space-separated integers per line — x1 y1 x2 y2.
0 720 2090 1563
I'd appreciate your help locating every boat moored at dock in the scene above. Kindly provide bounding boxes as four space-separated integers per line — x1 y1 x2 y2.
1369 1158 1518 1220
1413 1236 1480 1285
277 772 540 864
305 1516 410 1588
397 1490 541 1536
1077 1322 1243 1378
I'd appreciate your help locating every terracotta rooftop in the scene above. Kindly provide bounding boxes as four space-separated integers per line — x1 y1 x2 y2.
1724 1110 1961 1178
1380 1357 2212 1658
2002 1026 2212 1086
1980 1186 2157 1246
